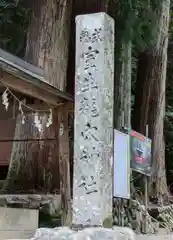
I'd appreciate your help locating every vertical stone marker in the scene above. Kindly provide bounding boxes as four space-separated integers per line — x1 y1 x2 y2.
73 13 114 227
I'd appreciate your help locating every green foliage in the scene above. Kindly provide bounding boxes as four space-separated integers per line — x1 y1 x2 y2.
0 0 30 56
169 2 173 40
109 0 161 52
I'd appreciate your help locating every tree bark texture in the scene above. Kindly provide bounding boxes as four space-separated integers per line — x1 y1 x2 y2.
3 113 39 192
108 0 132 130
26 0 72 224
35 111 60 193
132 0 170 198
25 0 44 67
5 0 72 201
3 111 60 193
58 104 72 225
113 41 132 130
108 0 133 222
25 0 72 91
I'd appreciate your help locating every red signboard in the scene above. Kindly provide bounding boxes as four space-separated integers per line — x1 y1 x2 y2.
130 130 151 176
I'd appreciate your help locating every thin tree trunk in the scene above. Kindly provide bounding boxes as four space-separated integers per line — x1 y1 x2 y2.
132 0 170 199
114 42 125 130
114 41 132 130
58 104 72 225
123 41 132 128
108 0 131 130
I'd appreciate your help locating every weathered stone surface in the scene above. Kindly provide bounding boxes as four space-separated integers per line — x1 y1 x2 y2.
31 227 136 240
0 207 38 240
73 12 114 226
0 230 34 240
0 207 38 231
0 194 61 216
6 227 173 240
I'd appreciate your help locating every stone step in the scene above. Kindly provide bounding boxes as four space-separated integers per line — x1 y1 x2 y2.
0 230 35 240
137 235 173 240
137 229 172 240
0 207 38 240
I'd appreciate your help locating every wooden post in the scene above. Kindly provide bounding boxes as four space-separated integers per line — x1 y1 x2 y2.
144 176 148 233
144 125 149 233
58 104 71 225
73 13 114 227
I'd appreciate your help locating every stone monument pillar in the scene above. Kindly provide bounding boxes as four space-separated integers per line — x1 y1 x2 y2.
73 12 114 227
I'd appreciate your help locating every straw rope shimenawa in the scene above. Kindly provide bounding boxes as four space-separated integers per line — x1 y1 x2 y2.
0 78 64 113
0 78 65 132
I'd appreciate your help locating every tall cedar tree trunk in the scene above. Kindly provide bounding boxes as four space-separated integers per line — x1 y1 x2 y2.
3 114 39 192
108 0 132 226
3 112 60 193
25 0 72 90
27 0 72 225
113 37 132 226
108 0 131 130
4 0 72 212
132 0 170 199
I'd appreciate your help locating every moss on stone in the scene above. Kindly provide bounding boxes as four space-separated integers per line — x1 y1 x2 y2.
103 216 113 228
